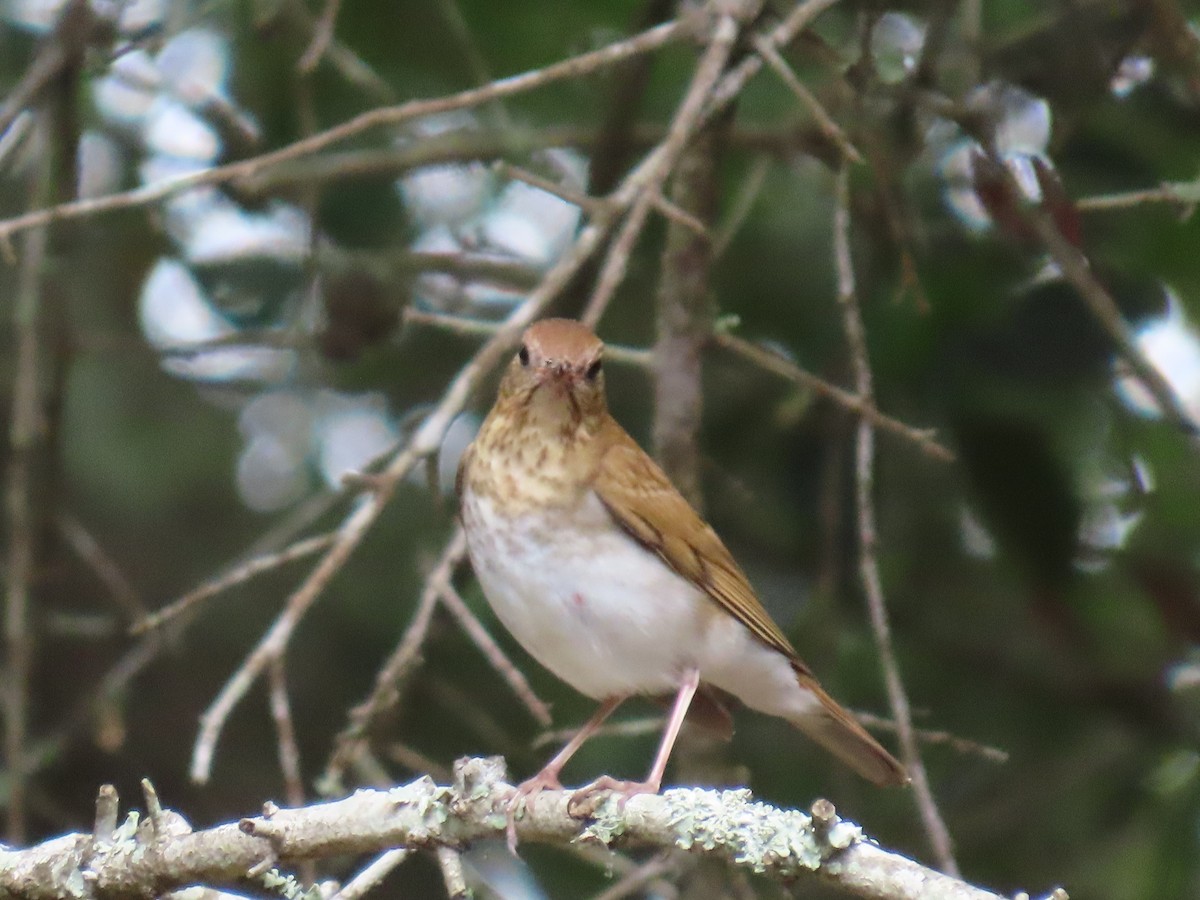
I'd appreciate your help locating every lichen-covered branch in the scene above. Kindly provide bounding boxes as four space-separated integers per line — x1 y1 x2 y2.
0 758 1053 900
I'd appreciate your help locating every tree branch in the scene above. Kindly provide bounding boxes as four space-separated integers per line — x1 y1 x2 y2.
0 758 1060 900
833 167 958 875
0 17 685 244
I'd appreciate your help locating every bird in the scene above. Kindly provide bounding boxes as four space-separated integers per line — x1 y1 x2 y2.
457 318 907 846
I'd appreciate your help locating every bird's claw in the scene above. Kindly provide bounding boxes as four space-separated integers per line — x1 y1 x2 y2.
505 770 564 854
567 777 659 820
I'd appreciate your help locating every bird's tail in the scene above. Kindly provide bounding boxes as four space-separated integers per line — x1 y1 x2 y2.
790 675 909 787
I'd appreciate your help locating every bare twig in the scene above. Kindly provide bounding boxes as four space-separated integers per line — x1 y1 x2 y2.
583 10 742 327
436 845 470 900
435 0 512 131
234 122 821 197
984 153 1196 434
591 851 680 900
404 309 655 367
331 848 409 900
297 0 344 73
1076 182 1200 214
712 155 770 257
712 332 954 462
437 581 553 727
650 190 710 237
268 658 305 809
132 534 336 635
706 0 844 115
0 19 685 244
267 657 312 885
386 743 451 780
55 513 145 623
0 0 93 139
322 529 468 788
493 160 607 214
833 166 958 875
0 759 1049 900
752 34 863 164
852 710 1009 764
533 715 664 749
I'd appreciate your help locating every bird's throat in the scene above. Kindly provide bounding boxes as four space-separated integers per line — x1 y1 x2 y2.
466 393 603 516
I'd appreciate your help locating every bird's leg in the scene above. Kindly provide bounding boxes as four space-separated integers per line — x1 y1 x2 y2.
507 695 626 853
568 667 700 817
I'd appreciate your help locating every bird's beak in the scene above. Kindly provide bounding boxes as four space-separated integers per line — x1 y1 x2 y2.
536 361 576 388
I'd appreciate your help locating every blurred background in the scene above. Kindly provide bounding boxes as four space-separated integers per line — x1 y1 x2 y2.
2 0 1200 897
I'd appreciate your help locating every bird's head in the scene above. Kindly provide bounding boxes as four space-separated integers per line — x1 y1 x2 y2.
496 318 608 430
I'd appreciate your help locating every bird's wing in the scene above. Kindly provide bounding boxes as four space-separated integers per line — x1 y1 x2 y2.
593 423 809 672
454 441 474 500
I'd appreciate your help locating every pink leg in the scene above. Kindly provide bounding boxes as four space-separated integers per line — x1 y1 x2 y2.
569 667 700 816
507 695 626 853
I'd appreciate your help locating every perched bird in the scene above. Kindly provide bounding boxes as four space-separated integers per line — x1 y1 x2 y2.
458 318 906 845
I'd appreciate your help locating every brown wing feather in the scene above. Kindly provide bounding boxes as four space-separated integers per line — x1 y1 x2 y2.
593 422 809 673
455 442 474 501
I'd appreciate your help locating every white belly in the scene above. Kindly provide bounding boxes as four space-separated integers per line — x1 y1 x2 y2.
461 488 819 722
462 488 706 698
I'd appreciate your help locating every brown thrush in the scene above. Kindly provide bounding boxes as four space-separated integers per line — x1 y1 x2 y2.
457 318 906 847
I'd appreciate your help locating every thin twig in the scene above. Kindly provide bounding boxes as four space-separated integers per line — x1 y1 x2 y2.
331 848 409 900
234 122 820 197
268 657 305 809
590 851 680 900
435 0 512 131
280 0 393 103
0 0 92 139
1076 182 1199 214
706 0 845 115
385 742 451 780
425 677 528 761
851 710 1009 764
583 10 742 327
752 34 863 164
0 762 1034 900
403 309 654 367
494 160 607 215
833 166 958 876
297 0 343 73
56 512 145 623
437 581 553 726
712 332 954 462
267 656 312 884
322 529 468 787
712 155 771 258
533 716 664 749
0 19 685 244
982 151 1196 434
436 846 470 900
132 534 336 635
650 190 710 237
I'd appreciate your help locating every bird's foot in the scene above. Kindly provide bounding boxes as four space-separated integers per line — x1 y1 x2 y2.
567 776 660 820
506 769 564 854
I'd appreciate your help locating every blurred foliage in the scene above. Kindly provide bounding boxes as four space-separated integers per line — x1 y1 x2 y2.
2 0 1200 898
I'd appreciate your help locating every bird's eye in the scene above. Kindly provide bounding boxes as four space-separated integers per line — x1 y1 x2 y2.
518 345 530 366
585 358 602 381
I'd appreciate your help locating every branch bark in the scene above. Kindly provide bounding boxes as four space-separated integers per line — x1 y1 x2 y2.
0 758 1052 900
